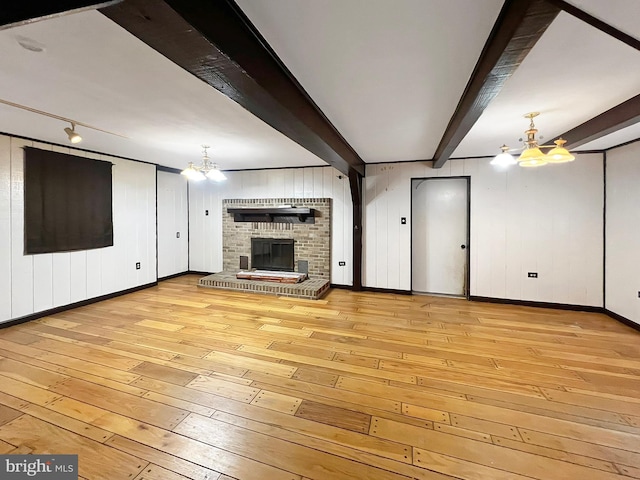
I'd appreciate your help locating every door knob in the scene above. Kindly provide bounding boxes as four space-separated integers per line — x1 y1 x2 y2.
460 244 466 249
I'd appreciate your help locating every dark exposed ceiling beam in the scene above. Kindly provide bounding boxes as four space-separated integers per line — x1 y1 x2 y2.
550 94 640 149
100 0 364 176
546 0 640 51
0 1 120 30
432 0 560 169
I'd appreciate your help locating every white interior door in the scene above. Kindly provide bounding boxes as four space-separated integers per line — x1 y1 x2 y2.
157 171 189 278
412 178 468 296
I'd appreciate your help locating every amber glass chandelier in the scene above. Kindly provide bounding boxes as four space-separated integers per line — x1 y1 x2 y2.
492 112 575 168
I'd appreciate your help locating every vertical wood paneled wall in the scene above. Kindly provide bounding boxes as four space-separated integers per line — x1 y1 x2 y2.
157 171 189 278
0 134 157 324
188 166 353 286
3 130 626 322
364 154 604 307
605 141 640 325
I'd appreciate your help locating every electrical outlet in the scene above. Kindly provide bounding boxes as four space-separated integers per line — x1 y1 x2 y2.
176 232 180 238
637 291 640 298
338 261 346 266
136 262 141 270
205 210 209 216
401 217 407 225
528 272 538 278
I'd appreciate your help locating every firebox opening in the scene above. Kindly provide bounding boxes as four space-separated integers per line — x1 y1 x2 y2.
251 238 294 272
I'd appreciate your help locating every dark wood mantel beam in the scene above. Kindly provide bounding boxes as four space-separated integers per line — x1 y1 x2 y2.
550 94 640 149
100 0 365 176
0 1 121 30
432 0 560 168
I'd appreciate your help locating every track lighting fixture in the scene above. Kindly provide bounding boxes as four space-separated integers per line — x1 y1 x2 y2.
0 98 126 144
181 145 227 182
64 122 82 144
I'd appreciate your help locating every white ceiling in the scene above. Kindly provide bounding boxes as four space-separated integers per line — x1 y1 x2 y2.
0 11 325 170
235 0 504 163
0 1 638 170
565 0 640 40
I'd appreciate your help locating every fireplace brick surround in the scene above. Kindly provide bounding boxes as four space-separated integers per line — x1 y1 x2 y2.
222 198 331 279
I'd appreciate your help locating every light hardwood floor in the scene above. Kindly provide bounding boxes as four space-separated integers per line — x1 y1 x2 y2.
0 274 639 480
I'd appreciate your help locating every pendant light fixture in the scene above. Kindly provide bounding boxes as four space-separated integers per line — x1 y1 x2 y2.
492 112 575 168
518 112 547 167
181 145 227 182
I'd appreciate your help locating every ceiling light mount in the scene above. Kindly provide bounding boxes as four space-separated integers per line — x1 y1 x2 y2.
181 145 227 182
16 36 46 53
493 112 575 168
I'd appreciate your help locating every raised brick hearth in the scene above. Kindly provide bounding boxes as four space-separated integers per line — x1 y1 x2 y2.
198 271 330 300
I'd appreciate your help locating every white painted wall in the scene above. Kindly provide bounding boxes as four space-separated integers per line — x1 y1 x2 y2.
188 166 353 285
364 154 604 307
605 141 640 325
157 171 189 278
0 129 614 322
0 134 156 324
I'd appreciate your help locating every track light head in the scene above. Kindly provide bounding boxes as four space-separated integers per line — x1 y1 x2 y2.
64 123 82 143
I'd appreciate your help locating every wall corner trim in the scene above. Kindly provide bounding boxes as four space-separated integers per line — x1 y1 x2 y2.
604 309 640 333
187 270 215 276
158 271 191 281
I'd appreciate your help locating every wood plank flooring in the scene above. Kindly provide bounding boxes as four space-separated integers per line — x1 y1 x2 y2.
0 274 639 480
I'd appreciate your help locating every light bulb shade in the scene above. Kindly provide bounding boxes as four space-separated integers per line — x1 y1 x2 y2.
519 158 548 167
64 126 82 143
490 152 517 167
206 166 227 182
181 163 205 181
191 170 206 181
518 146 547 167
546 138 575 163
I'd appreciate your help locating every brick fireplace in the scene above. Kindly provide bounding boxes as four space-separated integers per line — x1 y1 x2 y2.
222 198 331 279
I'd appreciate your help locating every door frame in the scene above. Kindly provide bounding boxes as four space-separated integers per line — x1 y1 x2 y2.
410 176 471 299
